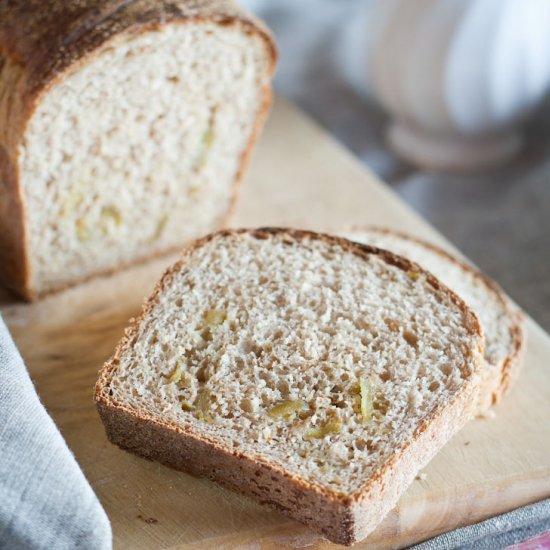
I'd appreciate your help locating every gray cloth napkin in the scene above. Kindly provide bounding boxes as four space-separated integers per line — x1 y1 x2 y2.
409 498 550 549
0 315 111 550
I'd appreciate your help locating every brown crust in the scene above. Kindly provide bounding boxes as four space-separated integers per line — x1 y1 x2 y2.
0 144 28 295
95 227 484 545
497 308 525 405
0 0 277 300
342 225 525 412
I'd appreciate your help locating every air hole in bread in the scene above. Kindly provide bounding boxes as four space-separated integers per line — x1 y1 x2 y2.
403 330 419 348
379 371 391 383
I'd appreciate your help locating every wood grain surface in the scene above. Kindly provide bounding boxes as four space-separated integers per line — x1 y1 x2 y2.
1 97 549 549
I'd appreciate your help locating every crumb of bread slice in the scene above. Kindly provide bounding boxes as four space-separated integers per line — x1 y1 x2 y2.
96 227 483 545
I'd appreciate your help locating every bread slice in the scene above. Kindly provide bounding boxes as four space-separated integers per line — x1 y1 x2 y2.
0 0 276 300
96 227 483 545
340 227 524 412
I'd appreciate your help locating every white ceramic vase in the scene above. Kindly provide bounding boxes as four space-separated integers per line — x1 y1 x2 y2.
347 0 550 170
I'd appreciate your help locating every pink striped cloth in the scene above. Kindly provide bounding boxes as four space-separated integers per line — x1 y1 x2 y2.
508 531 550 550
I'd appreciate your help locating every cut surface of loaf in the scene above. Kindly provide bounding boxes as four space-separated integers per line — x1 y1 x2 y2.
340 228 524 412
96 228 483 545
0 1 276 299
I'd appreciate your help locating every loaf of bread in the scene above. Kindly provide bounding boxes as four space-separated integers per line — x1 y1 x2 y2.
96 228 483 545
0 1 276 299
341 227 524 412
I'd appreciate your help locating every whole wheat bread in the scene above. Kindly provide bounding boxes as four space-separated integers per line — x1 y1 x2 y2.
341 227 524 412
0 0 276 300
96 228 483 545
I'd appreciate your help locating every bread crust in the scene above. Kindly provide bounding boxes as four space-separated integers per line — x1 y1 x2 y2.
0 0 277 300
343 225 525 412
95 227 484 545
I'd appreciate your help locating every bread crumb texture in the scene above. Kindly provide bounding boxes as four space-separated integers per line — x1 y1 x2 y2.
105 231 479 496
20 23 271 292
341 230 513 376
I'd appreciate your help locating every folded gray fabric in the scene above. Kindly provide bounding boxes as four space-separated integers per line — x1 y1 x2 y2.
0 315 111 550
410 498 550 550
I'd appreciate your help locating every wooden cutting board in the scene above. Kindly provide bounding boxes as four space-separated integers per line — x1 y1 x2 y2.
1 97 549 549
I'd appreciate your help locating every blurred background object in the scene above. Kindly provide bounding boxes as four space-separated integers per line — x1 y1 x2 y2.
241 0 550 332
349 0 550 171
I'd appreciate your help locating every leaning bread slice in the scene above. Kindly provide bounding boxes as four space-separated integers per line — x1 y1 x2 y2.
340 227 524 412
96 228 483 545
